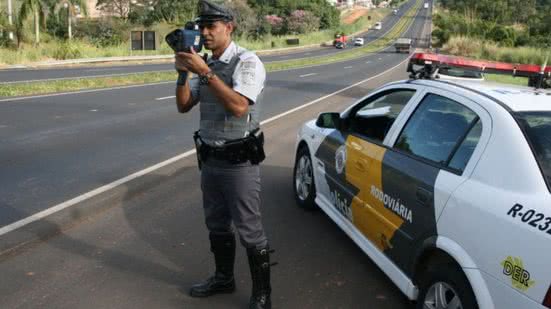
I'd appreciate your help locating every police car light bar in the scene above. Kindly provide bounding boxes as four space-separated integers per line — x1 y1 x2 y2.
408 52 551 89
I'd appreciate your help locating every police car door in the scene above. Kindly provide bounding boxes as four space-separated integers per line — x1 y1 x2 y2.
378 89 490 275
313 87 419 225
340 87 421 262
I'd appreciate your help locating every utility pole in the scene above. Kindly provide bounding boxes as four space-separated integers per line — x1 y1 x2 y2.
7 0 14 40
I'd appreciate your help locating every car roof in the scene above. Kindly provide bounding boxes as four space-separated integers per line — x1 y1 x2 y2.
409 79 551 112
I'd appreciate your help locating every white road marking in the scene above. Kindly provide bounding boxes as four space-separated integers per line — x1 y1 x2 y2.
344 66 353 69
90 109 98 112
299 73 317 78
155 96 176 101
378 58 383 60
366 61 372 64
0 31 414 239
0 125 7 129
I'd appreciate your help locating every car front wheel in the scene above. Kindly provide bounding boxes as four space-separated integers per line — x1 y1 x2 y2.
293 145 317 210
416 261 478 309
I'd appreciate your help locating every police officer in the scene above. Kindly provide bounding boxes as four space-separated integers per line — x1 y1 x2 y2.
174 1 272 308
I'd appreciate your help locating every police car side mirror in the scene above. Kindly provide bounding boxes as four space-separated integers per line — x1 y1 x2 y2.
316 112 342 130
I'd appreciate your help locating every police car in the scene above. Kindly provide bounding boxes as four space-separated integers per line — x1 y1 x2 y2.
293 53 551 309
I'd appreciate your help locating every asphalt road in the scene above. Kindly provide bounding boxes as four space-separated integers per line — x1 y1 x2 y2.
0 0 430 229
0 55 413 309
0 2 431 308
0 0 421 84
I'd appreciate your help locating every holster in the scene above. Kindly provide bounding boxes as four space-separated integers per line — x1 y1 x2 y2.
246 128 266 165
193 131 206 170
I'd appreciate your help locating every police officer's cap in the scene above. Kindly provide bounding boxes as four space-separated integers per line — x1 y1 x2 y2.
196 0 234 24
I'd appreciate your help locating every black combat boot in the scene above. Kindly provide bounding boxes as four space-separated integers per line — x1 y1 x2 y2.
189 232 236 297
247 246 272 309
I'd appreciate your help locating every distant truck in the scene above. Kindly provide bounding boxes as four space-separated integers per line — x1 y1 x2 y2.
394 38 412 53
333 33 348 48
424 2 429 9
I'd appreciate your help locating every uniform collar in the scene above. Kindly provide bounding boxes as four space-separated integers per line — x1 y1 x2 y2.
209 41 237 65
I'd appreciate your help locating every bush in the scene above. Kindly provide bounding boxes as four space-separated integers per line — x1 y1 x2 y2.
432 28 451 46
74 18 129 47
265 15 284 35
46 15 68 39
443 35 548 65
53 42 81 59
286 10 320 34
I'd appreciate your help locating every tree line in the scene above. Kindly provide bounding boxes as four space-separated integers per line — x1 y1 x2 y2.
433 0 551 48
0 0 341 48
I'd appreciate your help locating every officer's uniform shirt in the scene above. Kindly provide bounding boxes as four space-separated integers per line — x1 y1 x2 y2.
190 41 266 106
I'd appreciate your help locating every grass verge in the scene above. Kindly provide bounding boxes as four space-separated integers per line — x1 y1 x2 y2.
0 72 177 97
485 74 529 87
441 36 551 65
0 0 421 97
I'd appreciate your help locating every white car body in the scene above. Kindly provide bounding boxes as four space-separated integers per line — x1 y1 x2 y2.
293 78 551 309
374 22 382 30
354 38 365 46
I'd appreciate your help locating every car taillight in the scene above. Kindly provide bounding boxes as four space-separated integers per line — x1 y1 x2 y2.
544 285 551 308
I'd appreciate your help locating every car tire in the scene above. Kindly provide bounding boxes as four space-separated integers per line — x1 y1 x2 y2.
416 260 478 309
293 145 317 210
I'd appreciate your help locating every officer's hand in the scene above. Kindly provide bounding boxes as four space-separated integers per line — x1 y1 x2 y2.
174 52 188 73
176 48 210 75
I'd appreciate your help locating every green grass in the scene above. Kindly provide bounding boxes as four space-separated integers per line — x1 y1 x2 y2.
0 71 177 97
0 0 421 97
485 74 529 87
442 36 551 66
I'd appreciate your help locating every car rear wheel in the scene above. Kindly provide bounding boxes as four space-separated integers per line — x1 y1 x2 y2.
416 261 478 309
293 146 317 210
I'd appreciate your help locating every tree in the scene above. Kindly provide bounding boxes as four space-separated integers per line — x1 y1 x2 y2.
286 10 320 34
52 0 88 39
18 0 47 44
96 0 131 19
226 0 257 38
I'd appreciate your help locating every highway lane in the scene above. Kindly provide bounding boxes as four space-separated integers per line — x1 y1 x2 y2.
0 3 430 308
0 48 413 309
0 0 419 84
0 0 429 230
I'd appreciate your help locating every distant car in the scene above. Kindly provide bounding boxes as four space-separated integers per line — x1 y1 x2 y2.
354 38 365 46
335 41 346 49
424 2 429 8
394 38 412 53
374 22 382 30
393 9 398 15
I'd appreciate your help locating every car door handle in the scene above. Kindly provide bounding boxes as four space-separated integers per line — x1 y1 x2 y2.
416 187 433 206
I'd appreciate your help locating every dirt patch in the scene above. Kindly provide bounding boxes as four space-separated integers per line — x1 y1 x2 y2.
342 7 371 25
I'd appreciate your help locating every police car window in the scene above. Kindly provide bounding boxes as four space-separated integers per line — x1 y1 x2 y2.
348 89 415 142
448 119 482 173
394 94 478 167
515 112 551 191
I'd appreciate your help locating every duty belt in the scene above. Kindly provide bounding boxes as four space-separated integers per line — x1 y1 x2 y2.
193 130 265 167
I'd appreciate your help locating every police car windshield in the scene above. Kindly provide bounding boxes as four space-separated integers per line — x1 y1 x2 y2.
516 112 551 191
